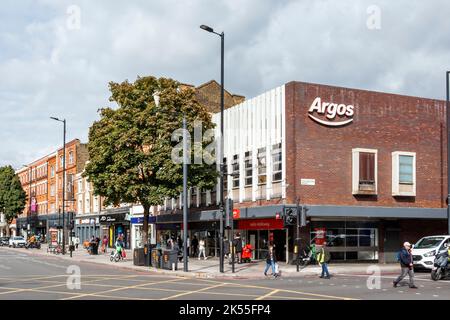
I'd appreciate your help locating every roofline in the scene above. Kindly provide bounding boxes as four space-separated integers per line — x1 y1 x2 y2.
288 80 446 104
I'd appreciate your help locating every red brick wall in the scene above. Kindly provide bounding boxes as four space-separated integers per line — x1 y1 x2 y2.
285 81 447 208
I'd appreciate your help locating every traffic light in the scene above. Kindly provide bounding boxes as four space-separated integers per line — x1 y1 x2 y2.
225 198 233 229
283 207 297 227
300 206 309 227
69 212 75 230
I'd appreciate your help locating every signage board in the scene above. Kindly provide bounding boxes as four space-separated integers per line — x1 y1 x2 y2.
238 218 284 230
308 97 355 127
301 179 316 186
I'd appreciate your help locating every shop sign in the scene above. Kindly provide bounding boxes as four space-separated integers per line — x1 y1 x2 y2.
238 218 284 230
314 228 326 245
232 209 240 219
99 215 117 223
308 97 354 127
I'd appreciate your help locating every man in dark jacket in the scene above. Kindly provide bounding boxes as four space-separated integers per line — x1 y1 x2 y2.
191 236 199 258
223 236 230 259
233 234 243 264
393 242 418 289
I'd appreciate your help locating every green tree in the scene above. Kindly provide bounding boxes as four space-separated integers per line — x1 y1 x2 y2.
0 165 27 223
85 76 218 244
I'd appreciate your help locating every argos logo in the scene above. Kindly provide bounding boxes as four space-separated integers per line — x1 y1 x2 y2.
308 97 355 127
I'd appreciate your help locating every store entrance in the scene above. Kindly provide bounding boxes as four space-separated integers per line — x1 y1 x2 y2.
271 230 286 262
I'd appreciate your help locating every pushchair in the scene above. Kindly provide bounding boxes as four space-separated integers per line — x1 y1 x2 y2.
241 244 253 263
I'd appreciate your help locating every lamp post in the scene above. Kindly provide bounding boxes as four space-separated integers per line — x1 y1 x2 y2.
200 24 226 273
50 117 66 255
447 71 450 235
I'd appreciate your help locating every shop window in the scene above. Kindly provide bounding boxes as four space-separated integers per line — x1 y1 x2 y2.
392 152 416 197
272 143 282 182
231 155 239 189
244 151 252 187
257 147 266 185
352 148 377 195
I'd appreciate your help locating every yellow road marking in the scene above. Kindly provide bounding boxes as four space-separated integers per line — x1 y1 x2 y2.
194 278 356 300
62 277 184 300
160 283 226 300
255 289 280 300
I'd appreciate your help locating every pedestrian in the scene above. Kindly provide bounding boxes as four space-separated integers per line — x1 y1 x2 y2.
186 236 190 257
233 233 243 264
74 237 80 250
317 241 331 279
192 235 199 257
223 236 230 260
264 245 277 277
393 242 418 289
198 238 207 260
115 235 123 260
177 236 183 251
102 235 108 253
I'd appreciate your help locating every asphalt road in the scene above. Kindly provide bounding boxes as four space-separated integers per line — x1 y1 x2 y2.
0 247 449 300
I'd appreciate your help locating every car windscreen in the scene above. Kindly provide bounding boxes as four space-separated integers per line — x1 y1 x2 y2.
14 237 24 240
414 237 445 249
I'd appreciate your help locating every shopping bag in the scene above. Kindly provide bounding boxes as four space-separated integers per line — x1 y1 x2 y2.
274 263 279 274
122 250 127 258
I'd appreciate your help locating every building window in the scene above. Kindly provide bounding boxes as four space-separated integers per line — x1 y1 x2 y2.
244 151 252 187
257 147 266 185
69 151 74 165
272 143 282 182
50 184 55 197
51 166 55 177
392 152 416 197
59 155 64 168
352 148 377 195
232 155 239 189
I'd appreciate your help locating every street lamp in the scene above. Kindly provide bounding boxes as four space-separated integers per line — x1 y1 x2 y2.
50 117 67 255
447 71 450 235
200 24 226 273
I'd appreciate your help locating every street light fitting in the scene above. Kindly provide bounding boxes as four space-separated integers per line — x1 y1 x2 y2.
200 24 214 33
50 116 64 123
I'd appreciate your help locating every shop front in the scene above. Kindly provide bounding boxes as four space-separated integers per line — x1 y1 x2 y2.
233 218 287 262
130 215 157 250
75 215 100 243
99 208 131 249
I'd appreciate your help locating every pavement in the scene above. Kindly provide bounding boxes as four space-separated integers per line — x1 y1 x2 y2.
0 246 449 300
3 244 403 279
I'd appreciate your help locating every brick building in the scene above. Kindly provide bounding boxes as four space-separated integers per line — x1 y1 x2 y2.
15 139 88 239
154 81 448 264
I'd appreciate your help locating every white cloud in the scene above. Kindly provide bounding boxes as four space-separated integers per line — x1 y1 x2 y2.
1 0 449 168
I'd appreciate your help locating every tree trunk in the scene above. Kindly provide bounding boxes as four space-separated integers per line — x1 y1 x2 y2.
143 204 150 245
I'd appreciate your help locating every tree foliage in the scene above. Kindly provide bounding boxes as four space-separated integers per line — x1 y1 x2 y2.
85 76 218 243
0 165 27 223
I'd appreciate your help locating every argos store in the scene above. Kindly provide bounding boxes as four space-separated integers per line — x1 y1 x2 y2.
156 80 448 264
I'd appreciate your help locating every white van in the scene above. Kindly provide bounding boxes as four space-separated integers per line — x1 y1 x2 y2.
411 235 450 270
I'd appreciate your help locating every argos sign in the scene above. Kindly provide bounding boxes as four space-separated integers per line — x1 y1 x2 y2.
308 97 355 127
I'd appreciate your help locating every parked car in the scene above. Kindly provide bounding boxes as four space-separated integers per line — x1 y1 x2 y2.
412 235 450 270
9 236 27 248
0 237 10 246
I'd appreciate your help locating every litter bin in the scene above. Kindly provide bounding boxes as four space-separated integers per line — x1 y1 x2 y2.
161 250 178 270
151 248 163 268
133 248 145 266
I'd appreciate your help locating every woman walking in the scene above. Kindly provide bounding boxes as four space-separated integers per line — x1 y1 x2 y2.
198 238 207 260
264 246 277 277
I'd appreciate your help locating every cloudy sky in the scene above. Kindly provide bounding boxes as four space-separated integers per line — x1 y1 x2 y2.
1 0 449 169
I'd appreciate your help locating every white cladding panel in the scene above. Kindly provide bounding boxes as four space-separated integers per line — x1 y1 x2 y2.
213 85 286 203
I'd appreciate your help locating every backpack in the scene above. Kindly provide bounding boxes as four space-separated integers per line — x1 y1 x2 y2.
395 250 401 262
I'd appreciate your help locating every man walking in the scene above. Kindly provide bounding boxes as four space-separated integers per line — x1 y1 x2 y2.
233 233 243 264
317 241 331 279
393 242 418 289
191 235 199 258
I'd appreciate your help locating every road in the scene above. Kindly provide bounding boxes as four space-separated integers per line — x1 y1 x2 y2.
0 247 448 300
